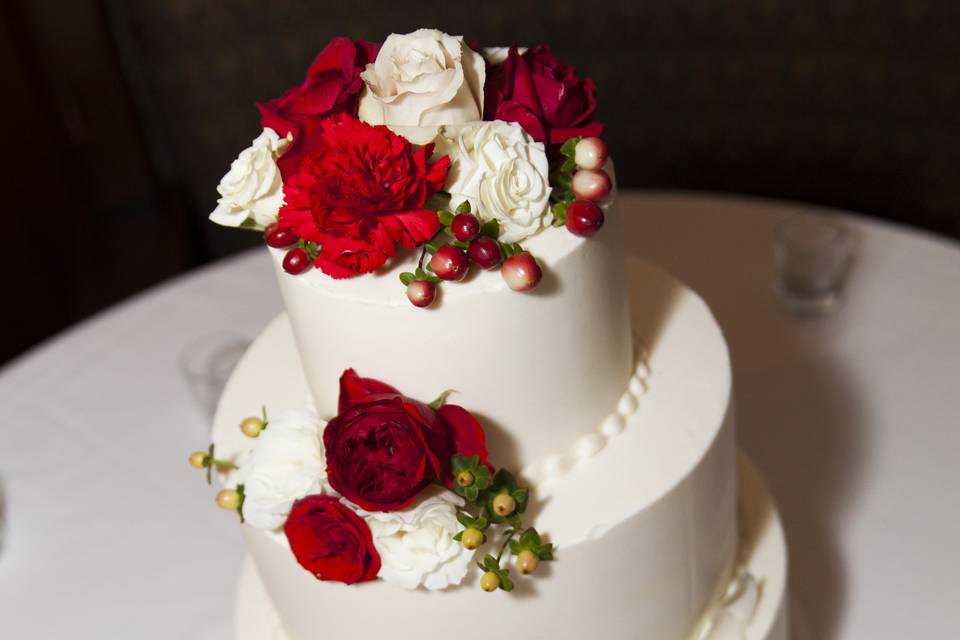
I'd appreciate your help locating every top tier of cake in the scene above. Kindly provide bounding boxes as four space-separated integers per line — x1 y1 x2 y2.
271 186 632 469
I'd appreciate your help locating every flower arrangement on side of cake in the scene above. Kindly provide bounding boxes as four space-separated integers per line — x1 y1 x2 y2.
192 370 552 592
209 28 612 308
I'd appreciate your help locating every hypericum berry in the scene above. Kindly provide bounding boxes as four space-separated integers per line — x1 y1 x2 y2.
517 549 540 575
574 137 609 171
430 245 469 281
457 470 475 487
501 252 542 292
406 280 437 308
188 451 208 469
282 247 311 275
451 213 481 242
240 416 266 438
468 237 503 270
461 527 484 550
565 200 605 237
571 169 611 201
492 493 517 517
216 488 241 511
481 571 501 592
263 223 296 248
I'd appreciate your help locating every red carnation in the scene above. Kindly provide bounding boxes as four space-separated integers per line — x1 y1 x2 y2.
278 114 450 278
324 370 488 512
257 37 380 178
484 45 603 146
284 494 381 585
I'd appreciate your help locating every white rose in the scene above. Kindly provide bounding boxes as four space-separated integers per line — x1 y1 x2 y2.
236 409 328 530
358 29 485 127
480 46 527 66
360 487 475 591
209 127 290 229
435 121 552 243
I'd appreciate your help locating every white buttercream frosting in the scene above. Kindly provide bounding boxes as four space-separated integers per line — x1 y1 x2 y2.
236 409 328 530
357 487 475 591
358 29 485 128
434 120 552 243
210 128 290 230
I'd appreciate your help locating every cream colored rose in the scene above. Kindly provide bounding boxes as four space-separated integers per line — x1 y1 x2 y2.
359 487 475 591
209 127 290 229
435 121 552 243
358 29 485 127
236 409 328 531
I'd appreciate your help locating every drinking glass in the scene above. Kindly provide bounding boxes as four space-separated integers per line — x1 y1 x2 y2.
774 214 854 316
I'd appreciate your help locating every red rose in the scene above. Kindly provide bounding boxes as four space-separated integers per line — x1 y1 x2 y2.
278 113 450 278
484 45 603 146
324 370 488 512
284 494 381 584
257 37 380 178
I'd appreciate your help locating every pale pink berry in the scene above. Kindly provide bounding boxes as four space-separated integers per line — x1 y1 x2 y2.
406 280 437 308
574 137 608 170
501 252 542 292
571 169 611 201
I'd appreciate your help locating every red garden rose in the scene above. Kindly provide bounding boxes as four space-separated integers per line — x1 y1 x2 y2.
278 113 450 278
324 370 488 512
284 494 381 584
484 45 603 146
257 37 380 178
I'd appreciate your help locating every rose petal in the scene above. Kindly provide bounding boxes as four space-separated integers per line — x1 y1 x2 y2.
338 369 401 413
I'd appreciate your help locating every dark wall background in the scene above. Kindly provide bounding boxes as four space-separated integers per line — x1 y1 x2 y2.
2 1 958 364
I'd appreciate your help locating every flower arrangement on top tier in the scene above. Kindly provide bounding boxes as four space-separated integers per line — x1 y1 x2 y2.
190 370 553 593
210 29 612 307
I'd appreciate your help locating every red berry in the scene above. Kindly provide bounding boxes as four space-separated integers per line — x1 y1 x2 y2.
264 223 297 248
574 137 609 171
468 237 503 270
501 252 542 292
565 200 605 237
571 169 611 201
282 247 311 274
451 213 481 242
406 280 437 308
430 245 469 281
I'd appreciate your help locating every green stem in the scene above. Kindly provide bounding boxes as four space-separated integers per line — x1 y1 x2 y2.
495 528 516 562
208 458 238 471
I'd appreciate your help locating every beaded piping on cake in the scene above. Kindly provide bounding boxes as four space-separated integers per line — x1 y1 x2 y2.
522 341 649 483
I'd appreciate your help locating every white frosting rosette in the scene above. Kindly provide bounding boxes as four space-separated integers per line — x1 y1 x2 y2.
359 486 475 591
435 121 552 243
358 29 485 128
209 127 290 229
236 409 328 531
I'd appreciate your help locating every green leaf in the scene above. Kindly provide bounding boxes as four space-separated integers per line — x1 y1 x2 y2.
428 389 453 411
425 191 452 212
399 272 416 286
479 219 501 239
512 488 529 514
455 200 472 214
536 543 554 561
452 239 469 250
465 485 479 502
559 136 581 158
456 511 474 528
453 531 464 542
483 555 500 571
499 573 514 592
560 156 577 173
415 267 427 280
509 539 522 555
553 201 569 226
236 483 246 524
425 241 439 254
438 210 454 226
428 275 442 285
205 443 215 485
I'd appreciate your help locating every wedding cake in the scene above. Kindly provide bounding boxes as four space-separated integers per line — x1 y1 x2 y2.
192 29 789 640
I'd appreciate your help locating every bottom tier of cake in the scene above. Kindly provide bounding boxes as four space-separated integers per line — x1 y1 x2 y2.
233 454 787 640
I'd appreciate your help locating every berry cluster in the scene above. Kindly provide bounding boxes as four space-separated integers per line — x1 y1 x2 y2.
550 136 611 237
189 410 269 520
451 454 554 593
399 201 543 309
263 223 318 275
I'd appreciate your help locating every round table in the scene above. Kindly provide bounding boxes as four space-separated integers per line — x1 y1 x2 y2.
1 191 957 639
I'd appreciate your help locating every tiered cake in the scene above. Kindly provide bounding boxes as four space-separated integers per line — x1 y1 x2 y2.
195 28 789 640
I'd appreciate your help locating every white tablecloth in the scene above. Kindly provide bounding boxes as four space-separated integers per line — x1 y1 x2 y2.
1 192 958 639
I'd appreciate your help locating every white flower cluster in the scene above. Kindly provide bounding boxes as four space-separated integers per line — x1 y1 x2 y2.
235 408 476 590
209 128 290 229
